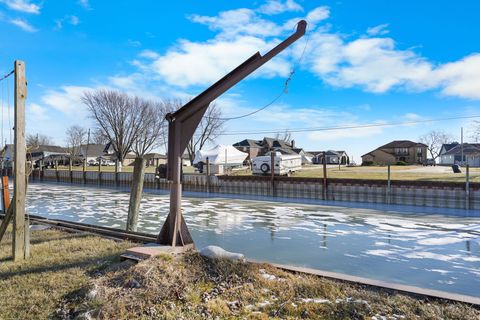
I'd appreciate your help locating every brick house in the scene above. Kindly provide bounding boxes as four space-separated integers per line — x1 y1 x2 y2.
361 140 428 165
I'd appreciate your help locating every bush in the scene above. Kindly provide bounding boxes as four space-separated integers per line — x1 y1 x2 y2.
396 161 408 166
362 161 374 166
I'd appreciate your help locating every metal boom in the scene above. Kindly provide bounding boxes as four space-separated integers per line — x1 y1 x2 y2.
158 20 307 247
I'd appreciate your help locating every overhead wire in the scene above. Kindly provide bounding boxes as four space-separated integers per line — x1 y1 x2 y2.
214 114 480 136
215 21 311 121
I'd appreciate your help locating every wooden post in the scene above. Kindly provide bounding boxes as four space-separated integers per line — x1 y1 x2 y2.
206 157 210 193
322 152 328 200
1 176 10 212
98 158 101 185
270 151 275 197
55 160 59 182
466 164 470 210
40 158 44 181
13 60 28 261
82 159 87 184
126 157 146 231
386 164 391 205
115 159 119 187
69 157 73 183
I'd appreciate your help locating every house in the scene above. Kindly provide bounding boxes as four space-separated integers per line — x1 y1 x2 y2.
144 153 167 166
438 143 480 167
76 144 112 164
361 140 427 165
309 150 349 165
233 137 312 164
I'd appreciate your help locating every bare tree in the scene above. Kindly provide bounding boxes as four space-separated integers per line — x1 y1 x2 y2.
419 130 455 160
275 130 293 144
65 125 87 161
184 103 224 165
82 90 149 168
82 89 168 231
91 128 109 145
470 121 480 142
26 133 53 148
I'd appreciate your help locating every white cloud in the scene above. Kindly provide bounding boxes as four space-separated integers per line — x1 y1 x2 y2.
305 6 330 24
189 8 283 38
28 103 48 120
431 54 480 99
41 86 94 117
1 0 40 14
143 36 291 87
139 49 159 59
9 18 37 32
55 15 80 29
366 24 389 36
78 0 90 10
258 0 303 15
70 15 79 25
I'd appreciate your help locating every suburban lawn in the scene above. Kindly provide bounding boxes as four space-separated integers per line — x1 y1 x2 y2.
1 225 479 319
233 165 480 183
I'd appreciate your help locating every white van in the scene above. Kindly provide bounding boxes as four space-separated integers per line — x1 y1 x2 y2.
252 152 302 176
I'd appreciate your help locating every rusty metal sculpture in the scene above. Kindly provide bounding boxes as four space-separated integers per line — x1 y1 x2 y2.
158 20 307 247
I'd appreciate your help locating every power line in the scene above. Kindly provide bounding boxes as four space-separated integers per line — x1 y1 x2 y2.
216 114 480 136
0 70 13 82
216 22 311 121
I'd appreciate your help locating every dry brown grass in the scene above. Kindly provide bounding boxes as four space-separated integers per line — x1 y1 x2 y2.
0 225 132 320
1 226 478 319
86 253 479 320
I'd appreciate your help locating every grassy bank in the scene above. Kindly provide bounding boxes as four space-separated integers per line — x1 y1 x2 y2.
233 165 480 182
1 226 478 319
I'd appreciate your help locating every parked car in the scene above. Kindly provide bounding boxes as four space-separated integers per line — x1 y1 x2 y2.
423 159 436 166
102 160 116 166
87 159 98 166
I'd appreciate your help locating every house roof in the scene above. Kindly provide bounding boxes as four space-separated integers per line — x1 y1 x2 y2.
79 144 107 157
262 137 291 149
443 143 480 156
145 153 167 160
441 143 459 153
233 139 262 148
379 140 427 149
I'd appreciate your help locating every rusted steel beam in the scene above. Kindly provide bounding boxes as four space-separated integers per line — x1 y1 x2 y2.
159 21 307 247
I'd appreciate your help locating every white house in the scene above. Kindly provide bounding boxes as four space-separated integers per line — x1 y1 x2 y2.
439 143 480 167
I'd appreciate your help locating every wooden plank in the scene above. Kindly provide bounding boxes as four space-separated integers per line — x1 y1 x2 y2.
0 201 15 242
2 176 10 211
13 60 27 261
268 262 480 306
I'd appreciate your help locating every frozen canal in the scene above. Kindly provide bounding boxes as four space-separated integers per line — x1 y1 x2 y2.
26 183 480 297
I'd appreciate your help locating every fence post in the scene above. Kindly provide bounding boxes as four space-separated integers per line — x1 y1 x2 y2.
206 157 210 193
271 152 275 197
115 159 119 187
386 164 391 204
323 152 328 200
55 160 59 182
69 158 73 183
41 158 44 181
466 164 470 210
98 159 101 186
83 160 87 184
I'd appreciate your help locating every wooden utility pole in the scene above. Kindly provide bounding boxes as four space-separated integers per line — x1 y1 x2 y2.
13 60 28 261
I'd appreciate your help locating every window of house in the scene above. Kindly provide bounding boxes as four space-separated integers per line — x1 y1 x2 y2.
395 148 408 155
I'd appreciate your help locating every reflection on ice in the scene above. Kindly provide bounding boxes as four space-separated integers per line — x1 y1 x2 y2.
26 183 480 297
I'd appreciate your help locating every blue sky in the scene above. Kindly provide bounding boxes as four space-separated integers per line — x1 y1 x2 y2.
1 0 480 161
